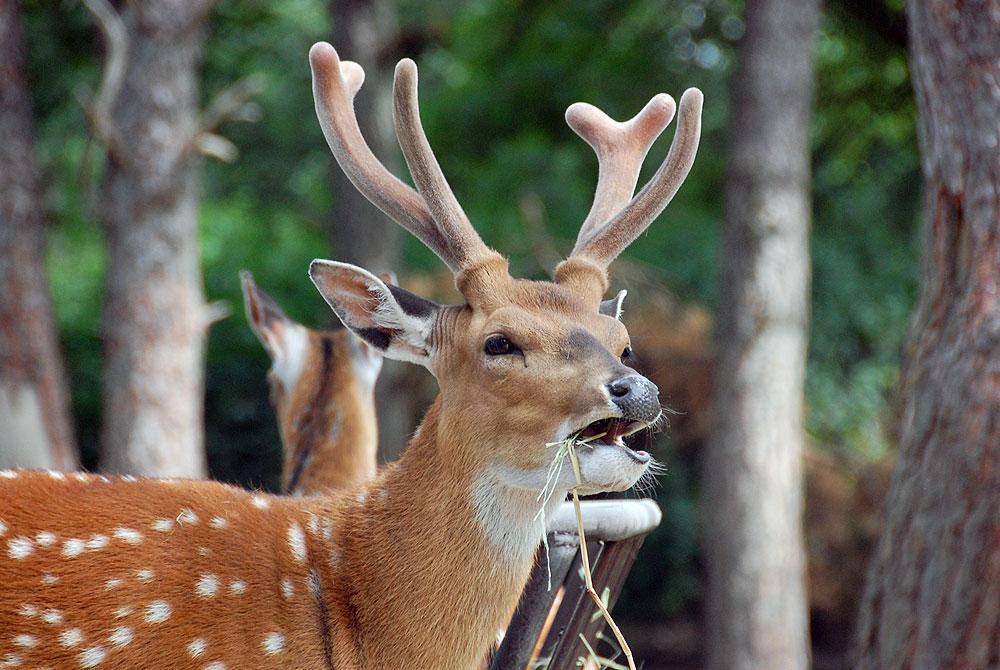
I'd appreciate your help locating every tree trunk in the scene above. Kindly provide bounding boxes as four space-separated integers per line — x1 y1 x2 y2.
328 0 410 462
0 0 79 471
854 3 1000 667
97 0 214 477
703 0 820 667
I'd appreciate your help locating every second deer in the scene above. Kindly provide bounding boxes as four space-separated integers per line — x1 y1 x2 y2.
0 43 701 669
241 271 381 494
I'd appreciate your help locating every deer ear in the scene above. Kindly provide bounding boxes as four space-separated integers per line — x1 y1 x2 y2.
241 271 296 357
310 260 439 368
599 289 627 321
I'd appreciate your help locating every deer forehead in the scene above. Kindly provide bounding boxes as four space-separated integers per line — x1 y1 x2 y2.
472 301 629 355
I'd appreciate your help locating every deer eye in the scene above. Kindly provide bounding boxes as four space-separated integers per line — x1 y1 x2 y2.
484 335 519 356
620 346 633 364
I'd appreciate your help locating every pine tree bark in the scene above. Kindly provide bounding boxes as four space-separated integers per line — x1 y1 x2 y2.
854 2 1000 667
703 0 820 667
328 0 410 462
0 0 79 471
97 0 215 477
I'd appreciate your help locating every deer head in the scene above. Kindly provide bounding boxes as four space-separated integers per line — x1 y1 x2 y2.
241 271 382 494
308 43 701 500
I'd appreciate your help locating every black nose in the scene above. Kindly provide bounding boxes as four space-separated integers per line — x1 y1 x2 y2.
606 374 660 424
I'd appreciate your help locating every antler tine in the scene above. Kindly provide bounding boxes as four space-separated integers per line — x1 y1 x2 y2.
567 93 676 254
309 43 453 268
572 88 703 267
392 59 494 273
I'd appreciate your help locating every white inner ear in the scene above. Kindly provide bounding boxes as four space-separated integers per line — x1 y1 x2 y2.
612 289 627 321
366 282 433 366
368 279 433 354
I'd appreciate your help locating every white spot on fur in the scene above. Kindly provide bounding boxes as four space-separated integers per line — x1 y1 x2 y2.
113 528 142 544
42 573 58 585
151 518 173 532
136 569 154 583
281 578 294 600
86 534 108 551
41 609 63 625
73 472 89 482
35 532 56 547
204 663 226 670
287 523 306 563
198 547 211 557
104 578 123 590
176 509 199 525
208 516 228 529
122 474 137 482
47 470 65 481
60 629 83 647
62 538 85 558
113 607 132 619
251 495 269 510
307 514 320 536
187 639 206 658
1 653 22 666
0 470 17 479
12 634 36 648
143 600 170 623
196 574 219 598
262 632 285 654
7 537 33 559
0 519 7 535
228 580 246 595
17 604 36 618
79 646 106 667
108 627 133 647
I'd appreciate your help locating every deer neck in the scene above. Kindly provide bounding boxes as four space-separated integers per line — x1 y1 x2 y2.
329 397 553 669
280 335 378 495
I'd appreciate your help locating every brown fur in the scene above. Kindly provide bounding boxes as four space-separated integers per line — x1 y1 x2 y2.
273 329 378 495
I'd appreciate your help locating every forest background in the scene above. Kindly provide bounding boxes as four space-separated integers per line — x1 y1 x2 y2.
12 0 914 666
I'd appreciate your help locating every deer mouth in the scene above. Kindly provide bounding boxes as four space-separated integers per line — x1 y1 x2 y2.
578 417 652 464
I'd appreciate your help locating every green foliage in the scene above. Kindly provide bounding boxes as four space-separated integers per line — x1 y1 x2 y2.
23 0 917 623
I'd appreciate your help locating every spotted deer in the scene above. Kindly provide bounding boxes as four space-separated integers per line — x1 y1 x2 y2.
241 271 381 495
0 43 701 669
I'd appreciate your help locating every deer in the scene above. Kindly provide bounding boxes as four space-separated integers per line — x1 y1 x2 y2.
241 270 382 495
0 42 701 669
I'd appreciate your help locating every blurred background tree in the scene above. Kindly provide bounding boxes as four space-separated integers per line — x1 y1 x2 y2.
8 0 919 666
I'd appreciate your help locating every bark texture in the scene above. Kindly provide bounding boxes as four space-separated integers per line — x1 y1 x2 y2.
854 2 1000 667
97 1 214 477
328 0 410 462
0 0 79 470
703 0 820 667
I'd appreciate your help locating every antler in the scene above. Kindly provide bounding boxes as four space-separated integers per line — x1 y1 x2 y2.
557 88 703 300
309 42 496 276
566 94 676 254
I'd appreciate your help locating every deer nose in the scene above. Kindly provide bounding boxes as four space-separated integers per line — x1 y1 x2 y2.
607 374 661 424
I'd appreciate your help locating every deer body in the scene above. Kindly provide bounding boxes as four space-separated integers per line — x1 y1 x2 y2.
241 272 381 495
0 42 701 669
0 399 556 669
